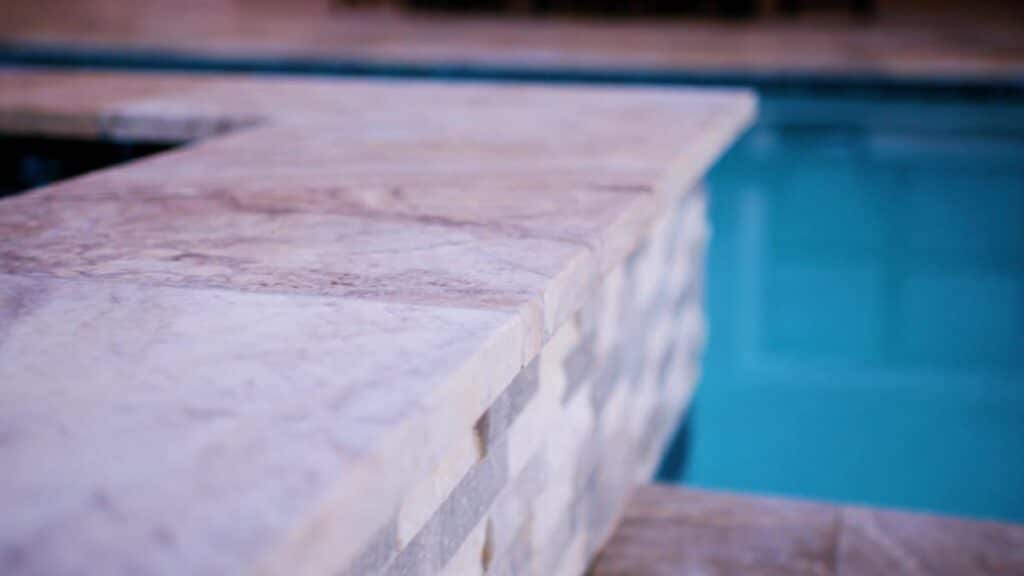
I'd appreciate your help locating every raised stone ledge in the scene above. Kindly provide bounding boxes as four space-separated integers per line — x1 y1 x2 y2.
0 71 751 575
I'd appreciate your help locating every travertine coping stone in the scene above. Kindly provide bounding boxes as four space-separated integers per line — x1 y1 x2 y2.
0 71 750 575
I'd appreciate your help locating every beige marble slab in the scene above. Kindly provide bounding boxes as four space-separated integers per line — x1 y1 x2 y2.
0 70 753 575
0 71 752 333
0 274 527 575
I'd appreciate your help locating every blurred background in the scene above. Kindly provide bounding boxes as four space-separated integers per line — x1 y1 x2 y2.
1 0 1022 524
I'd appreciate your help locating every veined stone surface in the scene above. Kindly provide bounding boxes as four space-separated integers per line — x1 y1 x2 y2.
0 71 750 575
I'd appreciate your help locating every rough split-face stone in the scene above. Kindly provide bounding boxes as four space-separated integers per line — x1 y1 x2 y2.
338 183 709 576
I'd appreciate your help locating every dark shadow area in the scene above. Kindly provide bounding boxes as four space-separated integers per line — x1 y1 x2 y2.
0 136 174 198
656 405 692 479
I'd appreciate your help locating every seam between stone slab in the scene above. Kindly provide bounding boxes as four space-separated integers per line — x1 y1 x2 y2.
0 77 753 342
345 360 541 576
653 92 756 211
393 358 541 554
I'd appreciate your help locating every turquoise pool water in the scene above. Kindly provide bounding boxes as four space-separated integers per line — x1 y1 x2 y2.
660 91 1024 523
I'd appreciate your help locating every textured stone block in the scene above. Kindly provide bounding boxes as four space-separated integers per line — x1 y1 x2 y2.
399 428 483 546
345 181 709 576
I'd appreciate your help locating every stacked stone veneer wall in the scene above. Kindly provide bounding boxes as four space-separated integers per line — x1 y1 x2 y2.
344 184 709 576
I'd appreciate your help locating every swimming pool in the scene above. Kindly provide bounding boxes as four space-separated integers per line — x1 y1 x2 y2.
659 89 1024 524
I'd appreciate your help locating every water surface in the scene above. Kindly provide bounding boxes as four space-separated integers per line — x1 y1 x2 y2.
661 92 1024 523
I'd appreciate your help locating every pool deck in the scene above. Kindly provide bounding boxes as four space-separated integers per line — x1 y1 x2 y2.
0 70 752 575
1 0 1023 83
593 485 1024 576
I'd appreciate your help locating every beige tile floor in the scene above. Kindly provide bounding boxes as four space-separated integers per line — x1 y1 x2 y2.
594 485 1024 576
